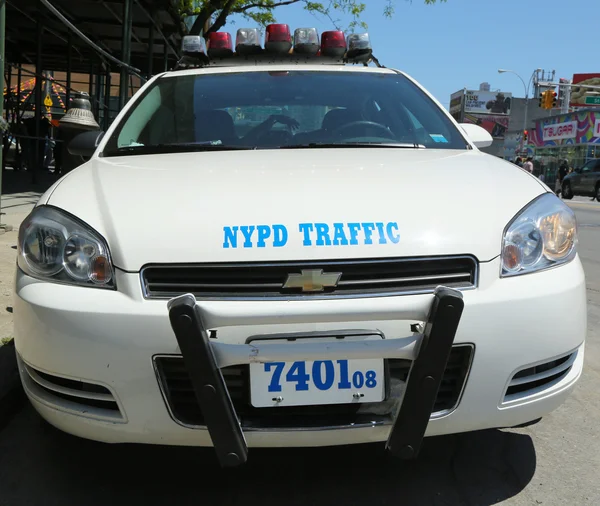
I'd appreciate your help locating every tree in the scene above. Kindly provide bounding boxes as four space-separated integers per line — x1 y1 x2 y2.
179 1 445 38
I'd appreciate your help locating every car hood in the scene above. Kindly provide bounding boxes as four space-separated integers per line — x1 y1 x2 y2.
45 149 546 271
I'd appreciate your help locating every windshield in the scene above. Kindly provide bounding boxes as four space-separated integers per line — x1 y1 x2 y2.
102 70 468 156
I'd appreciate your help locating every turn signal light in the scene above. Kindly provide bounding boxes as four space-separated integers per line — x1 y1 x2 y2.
207 32 233 58
265 24 292 53
321 30 347 57
90 255 112 284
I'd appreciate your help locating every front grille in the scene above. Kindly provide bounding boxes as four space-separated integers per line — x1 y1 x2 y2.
504 351 576 400
154 345 473 429
142 256 477 299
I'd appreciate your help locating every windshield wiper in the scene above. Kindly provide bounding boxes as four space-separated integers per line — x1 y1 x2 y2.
282 142 426 149
103 142 255 157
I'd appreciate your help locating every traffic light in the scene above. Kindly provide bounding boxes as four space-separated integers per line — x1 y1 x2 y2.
539 93 544 108
523 130 528 142
540 90 558 109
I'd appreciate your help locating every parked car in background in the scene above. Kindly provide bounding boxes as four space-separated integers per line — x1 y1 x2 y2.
562 159 600 201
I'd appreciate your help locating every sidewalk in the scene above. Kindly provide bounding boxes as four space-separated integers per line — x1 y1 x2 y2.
1 168 57 230
0 169 56 340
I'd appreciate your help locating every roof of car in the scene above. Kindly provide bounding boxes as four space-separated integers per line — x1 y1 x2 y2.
160 63 397 79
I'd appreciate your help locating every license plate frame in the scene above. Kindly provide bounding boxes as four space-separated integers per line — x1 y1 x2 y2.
248 331 386 408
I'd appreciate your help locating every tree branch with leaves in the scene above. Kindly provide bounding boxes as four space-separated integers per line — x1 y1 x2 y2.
177 0 445 38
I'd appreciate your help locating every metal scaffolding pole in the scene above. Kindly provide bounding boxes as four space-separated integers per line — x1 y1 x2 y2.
33 16 43 184
16 64 21 127
104 69 111 131
88 64 94 102
164 40 169 72
0 0 7 230
119 0 133 110
66 32 72 108
147 18 154 80
95 71 103 120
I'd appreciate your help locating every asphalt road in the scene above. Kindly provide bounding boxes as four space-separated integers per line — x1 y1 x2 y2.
0 199 599 506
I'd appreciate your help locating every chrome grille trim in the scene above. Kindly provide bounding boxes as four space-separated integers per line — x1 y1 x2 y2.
141 255 478 301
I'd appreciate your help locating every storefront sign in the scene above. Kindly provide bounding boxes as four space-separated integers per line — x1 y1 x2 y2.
464 90 512 115
595 119 600 138
542 121 578 141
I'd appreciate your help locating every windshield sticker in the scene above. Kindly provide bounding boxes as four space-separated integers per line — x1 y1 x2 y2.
223 222 400 249
429 134 448 143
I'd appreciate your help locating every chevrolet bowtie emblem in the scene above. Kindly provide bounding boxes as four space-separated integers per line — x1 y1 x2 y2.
283 269 342 293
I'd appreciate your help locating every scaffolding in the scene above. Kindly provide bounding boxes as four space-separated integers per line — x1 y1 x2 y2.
1 0 183 213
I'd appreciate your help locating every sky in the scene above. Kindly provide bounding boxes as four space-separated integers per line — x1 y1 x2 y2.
225 0 597 108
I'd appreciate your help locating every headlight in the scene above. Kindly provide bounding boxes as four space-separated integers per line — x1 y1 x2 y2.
18 206 115 288
501 193 577 277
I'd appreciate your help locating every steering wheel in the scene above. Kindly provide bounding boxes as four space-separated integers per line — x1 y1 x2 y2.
331 121 394 139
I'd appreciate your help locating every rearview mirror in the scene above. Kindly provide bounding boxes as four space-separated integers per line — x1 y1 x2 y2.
68 131 105 157
459 123 493 149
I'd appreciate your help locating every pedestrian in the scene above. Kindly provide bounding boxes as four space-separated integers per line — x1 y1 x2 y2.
514 157 523 167
523 157 534 173
556 159 569 195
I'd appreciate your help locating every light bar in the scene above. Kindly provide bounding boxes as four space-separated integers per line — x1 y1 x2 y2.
321 30 346 58
346 33 372 61
265 24 292 53
207 32 233 58
181 35 206 56
236 28 262 54
294 28 319 55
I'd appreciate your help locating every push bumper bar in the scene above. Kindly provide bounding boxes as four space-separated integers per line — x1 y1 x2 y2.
168 287 464 467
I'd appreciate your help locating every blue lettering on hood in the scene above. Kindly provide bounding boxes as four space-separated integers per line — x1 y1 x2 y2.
222 222 399 248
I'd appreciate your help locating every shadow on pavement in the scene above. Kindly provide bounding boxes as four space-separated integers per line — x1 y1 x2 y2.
0 405 536 506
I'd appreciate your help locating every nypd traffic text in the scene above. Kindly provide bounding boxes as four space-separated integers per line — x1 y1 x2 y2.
222 222 400 248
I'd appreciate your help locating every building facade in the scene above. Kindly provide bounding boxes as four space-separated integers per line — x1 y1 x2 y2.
449 85 556 160
529 109 600 179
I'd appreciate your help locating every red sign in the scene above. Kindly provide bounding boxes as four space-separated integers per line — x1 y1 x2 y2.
571 74 600 107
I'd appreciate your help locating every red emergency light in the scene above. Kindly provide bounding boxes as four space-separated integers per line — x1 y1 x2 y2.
321 30 347 58
265 24 292 53
207 32 233 58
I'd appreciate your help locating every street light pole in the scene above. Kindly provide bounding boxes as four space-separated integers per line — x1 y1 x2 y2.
498 68 540 154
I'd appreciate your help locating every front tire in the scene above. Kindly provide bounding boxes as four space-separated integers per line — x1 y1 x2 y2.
562 182 573 200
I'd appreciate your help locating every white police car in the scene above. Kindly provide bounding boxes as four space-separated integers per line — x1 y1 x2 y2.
14 25 586 467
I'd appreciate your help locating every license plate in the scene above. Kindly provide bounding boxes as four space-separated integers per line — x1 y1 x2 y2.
250 358 385 408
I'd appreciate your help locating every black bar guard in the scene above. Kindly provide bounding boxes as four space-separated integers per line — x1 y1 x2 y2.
168 287 464 467
168 295 248 467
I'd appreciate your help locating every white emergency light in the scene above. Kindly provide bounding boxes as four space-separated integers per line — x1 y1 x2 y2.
181 35 206 56
293 28 319 55
235 28 262 54
346 33 372 61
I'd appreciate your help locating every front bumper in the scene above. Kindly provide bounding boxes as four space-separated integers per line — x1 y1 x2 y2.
14 256 586 457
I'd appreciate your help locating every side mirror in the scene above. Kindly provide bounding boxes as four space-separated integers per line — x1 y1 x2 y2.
459 123 493 149
68 131 105 157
